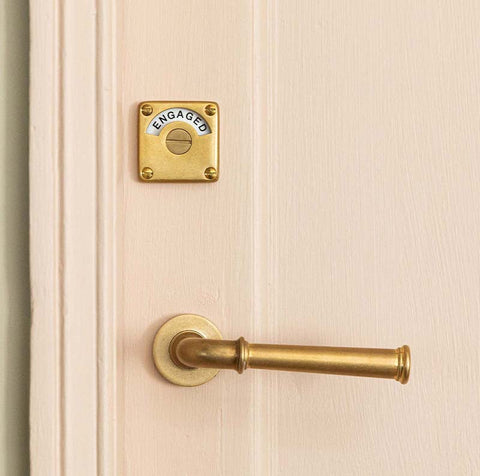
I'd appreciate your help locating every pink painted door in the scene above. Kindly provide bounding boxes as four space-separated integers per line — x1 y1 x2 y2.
115 1 479 474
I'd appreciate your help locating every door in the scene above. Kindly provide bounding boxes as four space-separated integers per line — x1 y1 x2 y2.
30 1 480 475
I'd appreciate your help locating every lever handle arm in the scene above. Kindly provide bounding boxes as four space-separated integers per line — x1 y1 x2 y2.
174 336 410 383
153 314 411 387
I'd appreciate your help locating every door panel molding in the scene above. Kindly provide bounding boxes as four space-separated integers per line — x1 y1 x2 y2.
29 1 117 474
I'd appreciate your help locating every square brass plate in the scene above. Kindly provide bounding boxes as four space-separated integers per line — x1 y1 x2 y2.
138 101 219 182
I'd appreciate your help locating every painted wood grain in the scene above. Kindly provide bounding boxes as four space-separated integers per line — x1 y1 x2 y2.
116 1 256 474
31 0 480 474
116 1 480 474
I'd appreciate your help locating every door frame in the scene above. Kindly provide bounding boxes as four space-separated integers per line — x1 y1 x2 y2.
30 1 116 473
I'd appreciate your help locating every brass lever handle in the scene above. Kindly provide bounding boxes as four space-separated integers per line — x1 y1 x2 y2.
153 314 411 387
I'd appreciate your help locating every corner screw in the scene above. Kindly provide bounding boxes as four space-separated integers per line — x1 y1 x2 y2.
141 167 154 180
205 104 217 116
204 167 218 180
141 104 153 116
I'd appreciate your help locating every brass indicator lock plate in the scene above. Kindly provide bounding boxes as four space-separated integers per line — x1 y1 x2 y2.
138 101 219 182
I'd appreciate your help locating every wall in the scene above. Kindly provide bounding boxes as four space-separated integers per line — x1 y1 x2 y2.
0 0 30 474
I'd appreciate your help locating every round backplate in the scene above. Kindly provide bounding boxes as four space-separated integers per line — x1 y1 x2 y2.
152 314 223 387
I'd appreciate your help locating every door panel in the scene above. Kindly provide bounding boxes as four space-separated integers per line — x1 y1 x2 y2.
118 1 256 474
117 1 480 474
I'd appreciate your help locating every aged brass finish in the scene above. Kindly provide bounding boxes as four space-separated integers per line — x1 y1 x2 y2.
204 167 218 180
165 128 192 155
138 101 219 182
140 103 153 116
204 104 217 116
141 167 153 180
153 314 411 387
152 314 222 386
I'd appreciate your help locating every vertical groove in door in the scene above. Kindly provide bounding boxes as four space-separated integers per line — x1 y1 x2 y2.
57 1 66 474
95 0 118 474
252 1 279 474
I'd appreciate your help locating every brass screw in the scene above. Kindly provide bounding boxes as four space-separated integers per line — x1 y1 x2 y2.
141 167 154 180
141 104 153 116
204 167 217 180
205 104 217 116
